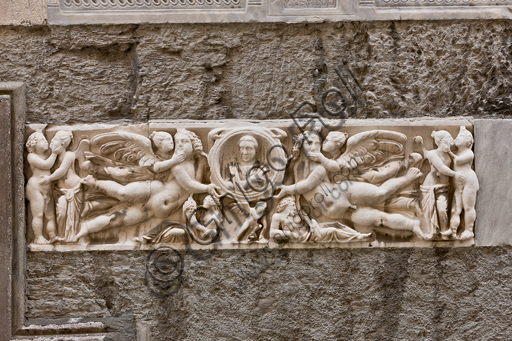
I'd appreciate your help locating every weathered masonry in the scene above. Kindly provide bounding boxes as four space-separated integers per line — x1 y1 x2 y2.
2 1 512 340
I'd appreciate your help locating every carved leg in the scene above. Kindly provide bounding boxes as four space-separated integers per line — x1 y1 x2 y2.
235 219 252 243
28 191 50 245
349 168 422 206
44 199 62 243
82 175 150 203
81 197 119 219
351 207 424 238
450 190 463 238
436 192 450 239
460 187 477 240
76 205 149 240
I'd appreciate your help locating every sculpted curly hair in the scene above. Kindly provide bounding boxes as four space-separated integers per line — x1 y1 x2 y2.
275 196 295 213
291 128 322 161
26 132 46 153
176 129 204 157
183 196 198 214
326 131 348 147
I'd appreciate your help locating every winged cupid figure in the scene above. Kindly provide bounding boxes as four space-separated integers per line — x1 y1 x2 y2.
75 129 219 241
275 129 425 237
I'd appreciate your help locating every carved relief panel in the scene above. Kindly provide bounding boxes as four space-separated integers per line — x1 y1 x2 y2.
25 119 477 251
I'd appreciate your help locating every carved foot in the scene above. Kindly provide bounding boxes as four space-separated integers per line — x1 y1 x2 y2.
423 234 434 240
247 232 258 242
459 230 474 240
405 168 422 182
76 235 90 245
412 221 426 239
440 230 452 240
75 222 90 240
49 236 64 244
133 237 148 244
33 236 50 245
256 238 269 244
357 233 372 240
200 229 217 242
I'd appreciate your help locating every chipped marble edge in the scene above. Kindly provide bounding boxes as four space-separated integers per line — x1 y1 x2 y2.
28 239 475 252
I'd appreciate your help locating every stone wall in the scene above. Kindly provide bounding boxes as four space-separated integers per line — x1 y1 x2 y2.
25 247 512 340
2 22 512 125
2 21 512 340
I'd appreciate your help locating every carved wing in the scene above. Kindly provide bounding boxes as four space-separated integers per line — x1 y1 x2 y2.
91 132 156 167
227 200 250 217
339 130 406 172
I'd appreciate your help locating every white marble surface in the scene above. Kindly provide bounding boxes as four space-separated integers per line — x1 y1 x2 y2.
26 118 477 251
474 119 512 246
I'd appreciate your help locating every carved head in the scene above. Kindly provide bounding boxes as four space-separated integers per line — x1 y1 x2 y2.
26 132 48 154
203 195 218 210
183 196 197 216
323 131 348 154
175 129 204 158
238 135 258 163
150 131 174 153
302 132 322 156
50 131 73 152
431 130 453 153
275 196 295 214
454 126 473 149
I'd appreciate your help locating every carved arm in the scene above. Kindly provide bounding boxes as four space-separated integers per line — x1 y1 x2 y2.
27 152 58 171
47 152 75 182
172 165 210 194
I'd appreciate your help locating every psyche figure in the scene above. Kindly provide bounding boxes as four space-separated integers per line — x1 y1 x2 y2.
304 214 372 243
39 131 84 243
414 131 465 239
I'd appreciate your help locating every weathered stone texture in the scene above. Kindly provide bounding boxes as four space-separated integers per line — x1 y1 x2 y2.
26 247 512 340
4 19 512 340
0 0 46 26
1 21 512 124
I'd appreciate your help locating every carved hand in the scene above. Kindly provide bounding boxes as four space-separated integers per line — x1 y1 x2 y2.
51 145 64 155
171 151 186 164
39 175 51 185
207 183 220 196
275 185 292 199
307 152 324 163
454 172 466 184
